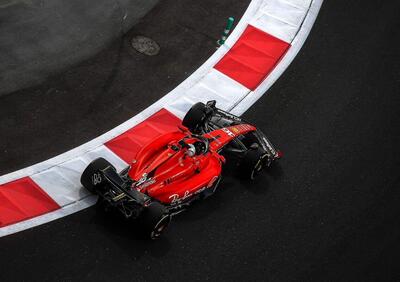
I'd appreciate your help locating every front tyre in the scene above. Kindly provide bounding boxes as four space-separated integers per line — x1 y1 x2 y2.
239 148 268 180
80 158 115 193
182 102 207 133
140 202 171 240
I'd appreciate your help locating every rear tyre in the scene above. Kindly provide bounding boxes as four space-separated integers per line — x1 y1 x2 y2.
80 158 115 193
140 202 171 240
239 148 268 180
182 102 207 133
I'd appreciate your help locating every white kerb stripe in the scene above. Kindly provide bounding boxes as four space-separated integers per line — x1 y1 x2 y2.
31 145 127 207
251 0 311 43
165 69 250 118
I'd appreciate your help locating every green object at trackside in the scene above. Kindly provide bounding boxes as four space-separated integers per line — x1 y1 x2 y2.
217 17 235 46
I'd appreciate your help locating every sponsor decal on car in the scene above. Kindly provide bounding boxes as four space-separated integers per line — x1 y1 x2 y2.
262 137 276 154
169 190 192 204
207 176 219 188
194 186 207 194
92 173 102 185
222 127 235 137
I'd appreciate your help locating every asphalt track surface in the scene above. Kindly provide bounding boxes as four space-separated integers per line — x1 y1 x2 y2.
1 0 400 281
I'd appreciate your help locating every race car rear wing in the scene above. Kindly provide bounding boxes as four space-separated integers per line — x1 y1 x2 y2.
101 166 149 205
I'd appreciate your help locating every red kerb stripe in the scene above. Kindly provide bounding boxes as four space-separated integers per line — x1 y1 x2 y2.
215 25 290 90
0 177 60 227
105 109 181 163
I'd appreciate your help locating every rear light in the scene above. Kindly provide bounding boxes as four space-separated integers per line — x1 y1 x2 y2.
275 150 283 159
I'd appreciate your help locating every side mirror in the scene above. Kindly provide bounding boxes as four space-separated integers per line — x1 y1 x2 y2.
206 100 216 108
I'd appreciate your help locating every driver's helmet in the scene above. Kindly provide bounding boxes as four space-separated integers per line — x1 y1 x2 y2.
186 144 196 157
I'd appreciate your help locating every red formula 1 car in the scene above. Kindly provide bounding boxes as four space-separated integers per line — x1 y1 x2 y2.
81 101 282 239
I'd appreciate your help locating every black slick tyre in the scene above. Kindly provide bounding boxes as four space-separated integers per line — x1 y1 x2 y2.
80 157 114 193
239 148 268 180
182 102 207 133
140 202 171 240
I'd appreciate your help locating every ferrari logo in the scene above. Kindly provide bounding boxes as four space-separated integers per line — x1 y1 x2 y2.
232 127 240 133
